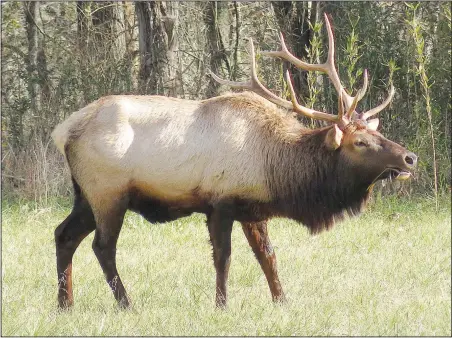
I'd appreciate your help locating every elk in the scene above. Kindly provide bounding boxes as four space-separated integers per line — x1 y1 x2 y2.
52 14 417 309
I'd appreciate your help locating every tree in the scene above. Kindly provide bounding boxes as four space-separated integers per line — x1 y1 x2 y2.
136 1 178 95
24 1 40 113
203 1 230 98
271 2 320 101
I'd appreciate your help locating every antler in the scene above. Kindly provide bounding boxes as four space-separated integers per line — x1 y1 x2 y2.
211 13 394 127
360 85 395 120
211 38 348 125
262 13 369 119
263 13 394 122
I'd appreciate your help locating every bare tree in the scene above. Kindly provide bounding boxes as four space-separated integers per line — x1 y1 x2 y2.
203 1 230 98
76 1 91 104
161 2 179 96
271 2 320 101
91 2 126 61
136 1 178 95
24 1 40 113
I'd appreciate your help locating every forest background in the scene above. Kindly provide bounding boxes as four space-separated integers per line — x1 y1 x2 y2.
1 1 451 204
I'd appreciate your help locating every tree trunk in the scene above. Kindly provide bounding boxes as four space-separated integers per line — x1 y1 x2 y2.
229 2 240 81
161 2 179 96
37 32 51 138
135 1 170 95
77 1 90 104
91 2 126 61
123 1 138 92
24 1 41 113
203 2 230 98
271 2 314 102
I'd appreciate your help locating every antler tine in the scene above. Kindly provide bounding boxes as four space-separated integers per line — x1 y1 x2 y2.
337 90 345 121
262 33 326 73
285 70 343 123
358 69 369 101
320 13 370 114
345 89 362 120
345 69 368 119
211 38 293 110
360 85 395 120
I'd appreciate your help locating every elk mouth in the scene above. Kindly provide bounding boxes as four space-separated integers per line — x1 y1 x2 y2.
387 167 412 181
371 167 413 184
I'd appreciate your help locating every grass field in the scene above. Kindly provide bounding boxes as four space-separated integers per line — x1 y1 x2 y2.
1 195 451 336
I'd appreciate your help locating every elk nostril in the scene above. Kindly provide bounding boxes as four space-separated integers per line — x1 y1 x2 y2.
405 153 417 166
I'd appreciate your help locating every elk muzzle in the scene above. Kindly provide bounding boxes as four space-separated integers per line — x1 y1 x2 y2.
389 151 417 181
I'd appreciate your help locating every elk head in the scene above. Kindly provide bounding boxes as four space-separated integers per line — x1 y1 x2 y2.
212 13 417 183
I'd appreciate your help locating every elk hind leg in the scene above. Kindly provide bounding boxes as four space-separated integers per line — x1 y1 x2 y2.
55 181 96 308
241 221 285 302
91 194 130 308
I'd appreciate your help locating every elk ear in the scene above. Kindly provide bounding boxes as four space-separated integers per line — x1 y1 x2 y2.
325 124 343 150
367 118 379 131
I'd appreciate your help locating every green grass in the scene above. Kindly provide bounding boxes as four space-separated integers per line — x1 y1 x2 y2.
1 196 451 336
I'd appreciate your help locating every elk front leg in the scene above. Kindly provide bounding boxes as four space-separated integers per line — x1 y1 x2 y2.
207 203 234 308
241 221 285 302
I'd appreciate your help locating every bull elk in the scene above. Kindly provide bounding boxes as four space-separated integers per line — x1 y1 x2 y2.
52 14 417 309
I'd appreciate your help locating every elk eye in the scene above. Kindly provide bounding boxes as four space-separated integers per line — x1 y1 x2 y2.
354 140 368 147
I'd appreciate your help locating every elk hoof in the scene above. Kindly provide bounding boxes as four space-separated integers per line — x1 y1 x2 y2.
215 297 227 309
58 297 74 310
118 296 131 309
272 293 287 304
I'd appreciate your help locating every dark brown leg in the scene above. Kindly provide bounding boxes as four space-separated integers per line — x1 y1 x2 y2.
55 193 96 308
91 195 130 308
241 221 285 302
206 203 234 308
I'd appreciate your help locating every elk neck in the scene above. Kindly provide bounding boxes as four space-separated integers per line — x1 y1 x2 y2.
265 125 373 233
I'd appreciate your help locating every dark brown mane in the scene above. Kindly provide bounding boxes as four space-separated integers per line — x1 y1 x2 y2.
265 126 372 233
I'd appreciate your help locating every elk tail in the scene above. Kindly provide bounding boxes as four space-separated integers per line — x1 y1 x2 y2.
51 119 71 156
51 100 99 158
